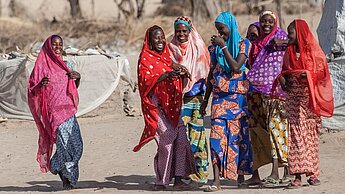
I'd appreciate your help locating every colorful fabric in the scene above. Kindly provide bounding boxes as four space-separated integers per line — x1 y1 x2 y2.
273 20 334 117
28 35 79 173
169 16 210 94
214 12 243 72
210 115 253 179
180 95 209 182
50 115 83 187
151 95 196 186
247 92 288 170
286 77 321 177
184 79 205 97
134 26 183 152
247 12 287 97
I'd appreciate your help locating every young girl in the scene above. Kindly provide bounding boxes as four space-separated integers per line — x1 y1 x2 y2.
276 20 334 188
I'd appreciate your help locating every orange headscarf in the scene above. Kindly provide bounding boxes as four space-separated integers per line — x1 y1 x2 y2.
277 20 334 117
133 26 183 152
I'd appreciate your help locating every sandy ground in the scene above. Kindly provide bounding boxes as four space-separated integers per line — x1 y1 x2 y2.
1 53 345 194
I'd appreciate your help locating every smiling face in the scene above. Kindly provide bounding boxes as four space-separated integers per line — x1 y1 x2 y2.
247 24 260 42
149 29 166 54
260 14 275 35
287 22 297 45
215 22 230 41
51 36 63 56
175 23 190 43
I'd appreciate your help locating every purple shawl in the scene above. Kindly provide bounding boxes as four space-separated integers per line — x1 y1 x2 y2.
247 28 288 98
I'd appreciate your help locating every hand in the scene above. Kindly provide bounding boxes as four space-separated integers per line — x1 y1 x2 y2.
211 35 226 47
67 71 81 79
279 76 289 91
200 100 208 116
40 77 49 86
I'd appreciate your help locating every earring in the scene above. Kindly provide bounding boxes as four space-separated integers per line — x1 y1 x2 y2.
149 44 153 50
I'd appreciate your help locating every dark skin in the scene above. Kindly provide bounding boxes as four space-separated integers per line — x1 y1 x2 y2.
40 36 80 190
200 22 248 188
147 28 191 191
40 37 81 89
247 24 260 42
279 22 307 92
242 15 292 186
148 28 190 85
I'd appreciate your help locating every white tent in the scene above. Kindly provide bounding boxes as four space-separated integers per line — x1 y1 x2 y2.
0 53 135 120
317 0 345 130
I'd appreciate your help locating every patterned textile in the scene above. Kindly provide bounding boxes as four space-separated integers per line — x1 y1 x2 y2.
272 19 334 117
213 12 243 72
28 35 79 172
169 16 210 94
50 115 83 187
247 92 288 170
180 95 209 183
247 12 288 98
134 25 183 152
151 95 196 186
286 77 321 177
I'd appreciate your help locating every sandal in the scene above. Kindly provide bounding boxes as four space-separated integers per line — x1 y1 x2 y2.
287 180 309 189
280 176 293 184
307 177 321 186
204 185 221 192
263 177 280 188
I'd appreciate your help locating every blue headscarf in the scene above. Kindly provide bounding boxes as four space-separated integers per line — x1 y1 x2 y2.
213 12 243 73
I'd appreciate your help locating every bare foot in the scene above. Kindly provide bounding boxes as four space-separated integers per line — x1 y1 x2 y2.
58 172 73 190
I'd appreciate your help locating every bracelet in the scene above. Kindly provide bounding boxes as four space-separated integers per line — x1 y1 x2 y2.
221 45 227 50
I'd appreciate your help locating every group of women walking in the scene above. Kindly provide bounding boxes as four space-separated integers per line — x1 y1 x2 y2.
134 10 334 192
27 9 334 192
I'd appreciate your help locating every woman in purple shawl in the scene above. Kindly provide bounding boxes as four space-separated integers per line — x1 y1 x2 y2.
243 11 290 187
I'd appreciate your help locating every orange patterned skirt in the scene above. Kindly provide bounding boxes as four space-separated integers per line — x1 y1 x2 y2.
286 77 321 177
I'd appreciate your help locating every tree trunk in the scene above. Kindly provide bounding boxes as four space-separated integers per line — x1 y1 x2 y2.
68 0 83 19
136 0 146 19
275 0 283 28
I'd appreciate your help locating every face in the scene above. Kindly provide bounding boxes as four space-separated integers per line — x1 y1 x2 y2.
175 23 190 43
247 24 259 42
260 14 275 34
149 29 166 54
215 22 230 41
287 23 297 45
51 36 63 56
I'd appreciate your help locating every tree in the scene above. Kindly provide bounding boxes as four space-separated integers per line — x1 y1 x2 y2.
114 0 146 20
68 0 83 19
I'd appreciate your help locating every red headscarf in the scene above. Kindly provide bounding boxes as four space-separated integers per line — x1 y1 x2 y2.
133 26 183 152
249 11 278 65
276 20 334 117
28 35 79 172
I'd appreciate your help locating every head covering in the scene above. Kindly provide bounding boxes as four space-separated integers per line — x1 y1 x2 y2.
169 16 210 93
28 35 79 172
273 20 334 117
246 22 260 41
249 10 279 64
247 11 288 97
213 12 243 73
134 25 183 152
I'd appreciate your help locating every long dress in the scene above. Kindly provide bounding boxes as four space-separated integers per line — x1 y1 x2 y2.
247 13 289 169
209 39 253 180
169 16 211 183
134 26 196 186
28 35 83 186
273 20 334 178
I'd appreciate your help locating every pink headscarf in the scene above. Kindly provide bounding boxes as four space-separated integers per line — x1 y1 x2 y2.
169 16 210 93
28 35 79 172
249 11 279 65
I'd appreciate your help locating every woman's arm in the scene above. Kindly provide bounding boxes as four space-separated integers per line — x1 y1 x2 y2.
67 71 81 88
200 66 214 115
211 36 247 73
